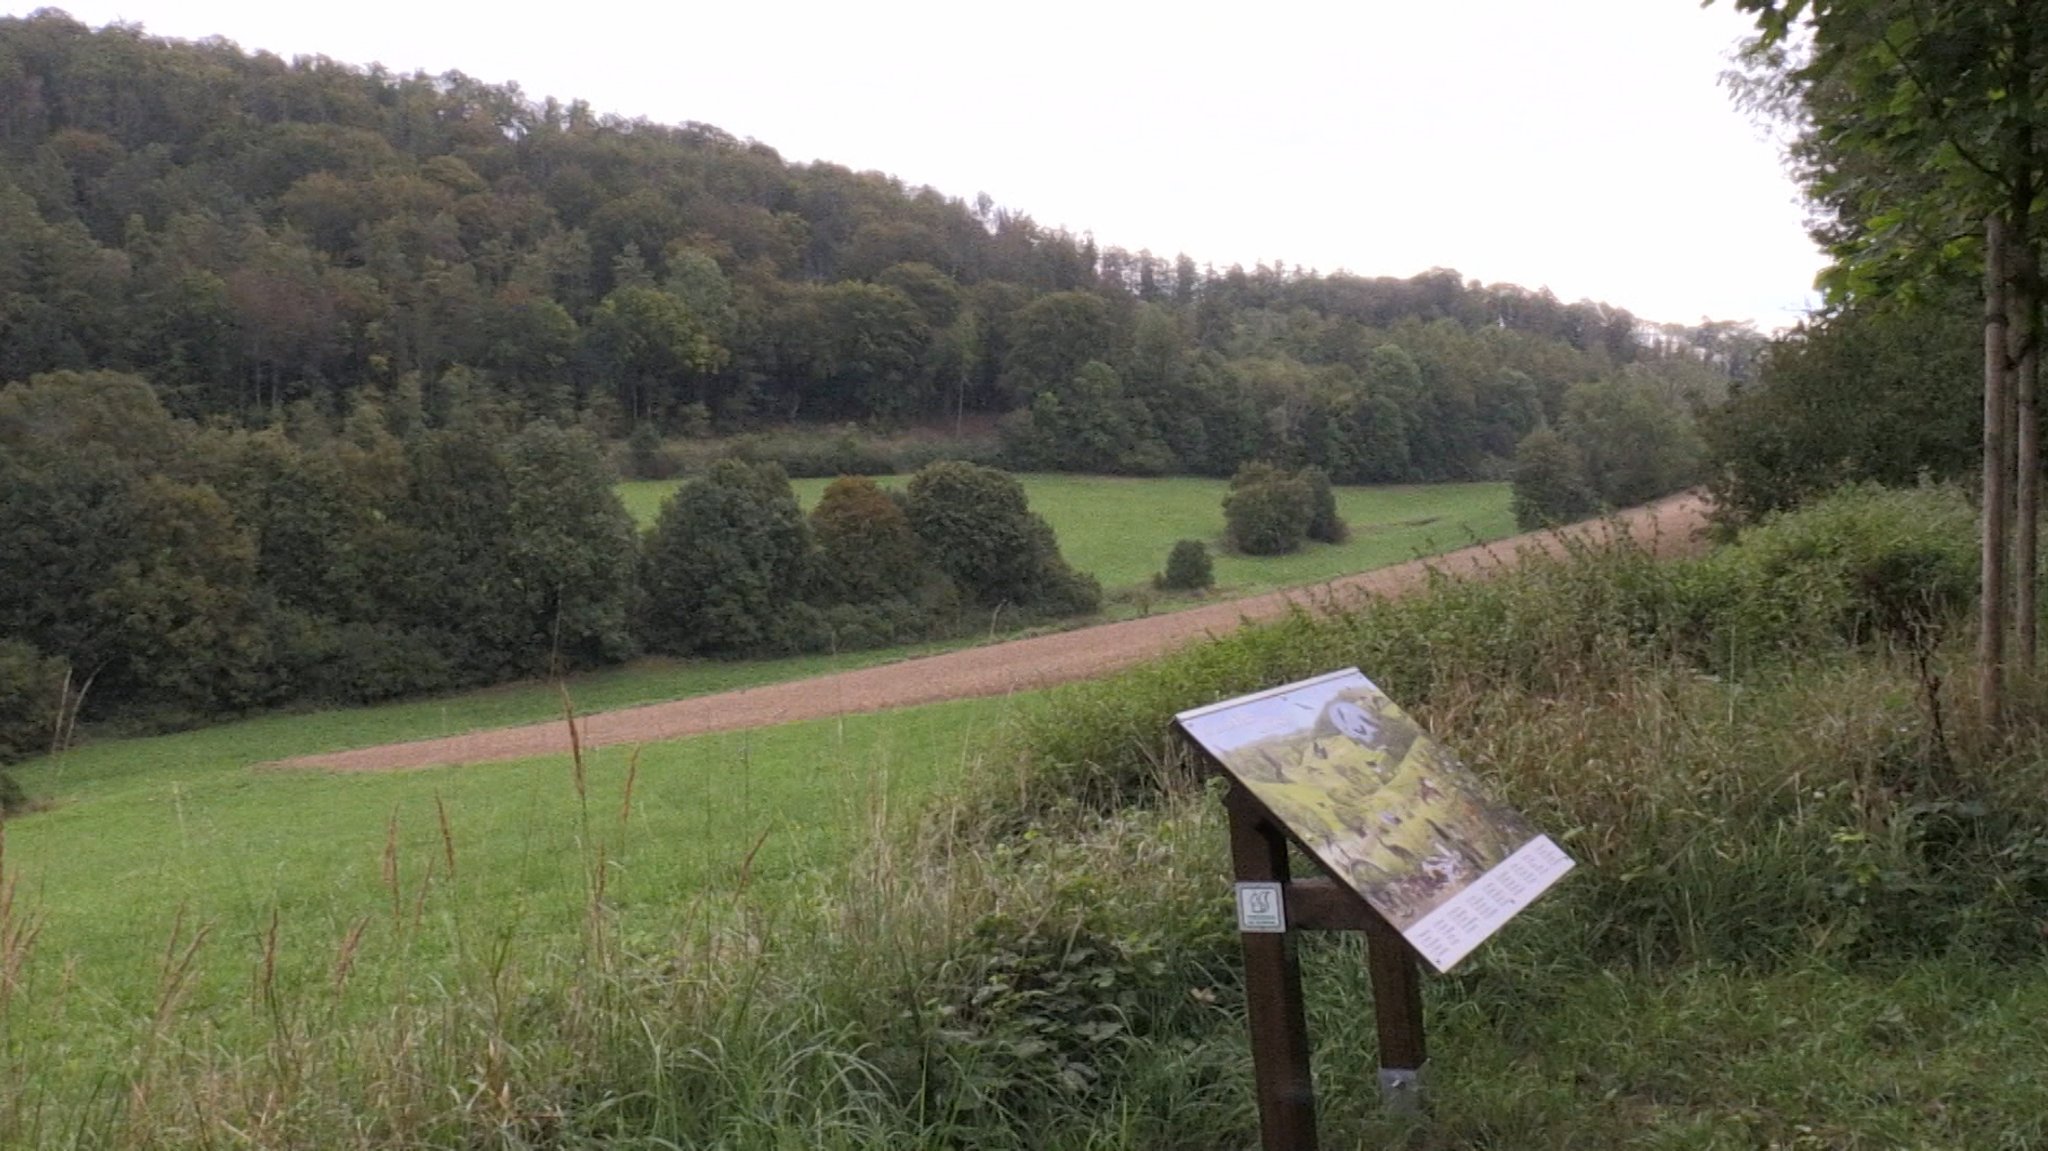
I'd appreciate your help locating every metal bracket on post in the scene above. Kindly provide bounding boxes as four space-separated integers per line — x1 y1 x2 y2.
1377 1065 1426 1115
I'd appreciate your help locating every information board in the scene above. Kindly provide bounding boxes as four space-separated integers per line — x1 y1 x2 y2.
1176 668 1573 972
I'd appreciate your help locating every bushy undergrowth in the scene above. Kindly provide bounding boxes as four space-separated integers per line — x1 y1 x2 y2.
0 640 64 769
965 481 2048 970
986 483 1983 821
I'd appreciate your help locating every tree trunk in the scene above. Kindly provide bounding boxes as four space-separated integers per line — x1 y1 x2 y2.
2014 236 2040 675
1984 213 2012 732
2012 0 2042 682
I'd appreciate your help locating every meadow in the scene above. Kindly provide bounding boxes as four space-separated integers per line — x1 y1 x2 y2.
0 470 1514 1039
617 474 1516 595
2 688 1019 1138
8 485 2045 1148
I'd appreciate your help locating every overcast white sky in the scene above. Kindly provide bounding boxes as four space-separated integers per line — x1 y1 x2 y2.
14 0 1824 328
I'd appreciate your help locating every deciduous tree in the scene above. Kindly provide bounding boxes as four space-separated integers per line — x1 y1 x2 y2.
1720 0 2048 726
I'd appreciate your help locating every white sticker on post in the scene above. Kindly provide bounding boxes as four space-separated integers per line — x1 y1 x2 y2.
1235 882 1287 933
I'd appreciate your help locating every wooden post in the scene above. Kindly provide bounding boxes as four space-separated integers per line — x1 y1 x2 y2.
1363 916 1428 1112
1225 784 1318 1151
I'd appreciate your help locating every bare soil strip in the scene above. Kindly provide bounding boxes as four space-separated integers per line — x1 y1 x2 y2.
275 493 1711 773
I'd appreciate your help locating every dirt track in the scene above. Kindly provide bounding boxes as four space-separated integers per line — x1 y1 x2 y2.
275 493 1711 773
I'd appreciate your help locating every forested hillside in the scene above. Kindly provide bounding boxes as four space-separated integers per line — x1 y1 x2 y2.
0 11 1762 771
0 10 1747 482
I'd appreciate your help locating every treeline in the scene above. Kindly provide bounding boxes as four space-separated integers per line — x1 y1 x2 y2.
1703 275 1983 524
0 372 1096 769
0 11 1751 483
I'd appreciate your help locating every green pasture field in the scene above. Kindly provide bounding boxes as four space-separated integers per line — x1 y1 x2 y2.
617 474 1516 594
14 645 996 809
2 691 1015 1064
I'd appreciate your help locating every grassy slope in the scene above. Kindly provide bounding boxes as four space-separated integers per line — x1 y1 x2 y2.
618 474 1515 594
4 694 1015 1049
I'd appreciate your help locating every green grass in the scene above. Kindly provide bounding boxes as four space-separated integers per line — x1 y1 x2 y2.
27 645 1000 798
618 474 1515 594
1324 952 2048 1146
2 693 1020 1105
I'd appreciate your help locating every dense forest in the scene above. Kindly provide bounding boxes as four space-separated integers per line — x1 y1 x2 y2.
0 11 1758 765
0 10 1753 480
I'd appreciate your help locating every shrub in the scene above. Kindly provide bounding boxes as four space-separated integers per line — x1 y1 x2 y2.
281 618 457 705
980 482 1984 826
729 428 896 478
1155 540 1214 592
904 461 1097 617
622 422 681 480
0 640 64 769
1301 466 1348 543
1510 425 1598 529
814 599 935 650
1026 542 1105 619
905 462 1043 607
1222 462 1313 555
1679 482 1978 665
641 459 812 655
973 482 2048 974
808 475 927 604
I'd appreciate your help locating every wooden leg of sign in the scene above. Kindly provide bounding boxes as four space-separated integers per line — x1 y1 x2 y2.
1363 915 1427 1114
1226 786 1318 1151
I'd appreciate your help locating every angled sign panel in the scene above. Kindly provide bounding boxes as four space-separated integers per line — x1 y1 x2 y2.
1177 668 1573 972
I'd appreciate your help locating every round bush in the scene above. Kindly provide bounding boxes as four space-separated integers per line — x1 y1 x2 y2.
1156 540 1214 591
809 475 926 604
1223 464 1313 555
641 459 812 655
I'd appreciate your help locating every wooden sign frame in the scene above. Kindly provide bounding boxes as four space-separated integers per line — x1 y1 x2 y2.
1172 668 1575 1149
1179 735 1428 1150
